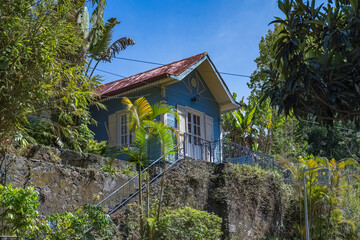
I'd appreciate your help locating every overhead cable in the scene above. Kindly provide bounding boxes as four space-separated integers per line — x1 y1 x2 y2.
113 56 251 78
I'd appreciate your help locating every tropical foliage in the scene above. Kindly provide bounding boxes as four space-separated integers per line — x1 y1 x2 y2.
222 94 256 148
80 0 135 78
297 120 360 160
156 207 222 240
244 17 360 161
222 93 295 155
0 184 113 239
284 156 360 239
0 0 100 150
0 0 134 152
265 0 360 123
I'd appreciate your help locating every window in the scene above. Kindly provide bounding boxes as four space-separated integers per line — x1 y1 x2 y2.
117 112 133 146
108 111 133 147
188 112 202 145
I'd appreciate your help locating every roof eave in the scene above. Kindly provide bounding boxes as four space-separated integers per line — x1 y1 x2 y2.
99 73 171 100
204 56 239 108
168 55 240 113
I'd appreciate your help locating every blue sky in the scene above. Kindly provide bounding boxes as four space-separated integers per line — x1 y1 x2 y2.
93 0 283 99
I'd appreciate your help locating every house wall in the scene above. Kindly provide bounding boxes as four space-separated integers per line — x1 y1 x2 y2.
91 69 220 144
90 69 221 162
165 70 221 140
89 86 162 143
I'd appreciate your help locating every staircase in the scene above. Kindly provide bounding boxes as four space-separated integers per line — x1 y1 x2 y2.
85 142 287 236
95 155 183 215
95 141 282 215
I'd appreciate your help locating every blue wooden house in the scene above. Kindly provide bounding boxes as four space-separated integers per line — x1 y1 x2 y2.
90 52 240 163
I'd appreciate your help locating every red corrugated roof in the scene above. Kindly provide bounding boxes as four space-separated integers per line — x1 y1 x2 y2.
98 52 208 98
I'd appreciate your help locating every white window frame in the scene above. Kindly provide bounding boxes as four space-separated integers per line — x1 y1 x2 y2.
186 109 205 142
108 110 134 147
116 110 133 146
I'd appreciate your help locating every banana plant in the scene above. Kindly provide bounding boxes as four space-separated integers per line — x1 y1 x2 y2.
222 96 257 147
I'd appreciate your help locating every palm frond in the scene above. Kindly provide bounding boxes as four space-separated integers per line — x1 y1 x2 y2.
88 18 119 61
134 127 148 150
90 0 106 27
120 128 149 165
122 97 152 131
150 103 178 122
103 37 135 62
143 121 176 157
134 97 152 121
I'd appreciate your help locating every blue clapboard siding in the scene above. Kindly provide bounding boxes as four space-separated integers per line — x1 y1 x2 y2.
89 86 162 142
165 70 221 141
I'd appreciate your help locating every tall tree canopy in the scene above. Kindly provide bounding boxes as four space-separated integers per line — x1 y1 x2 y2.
248 21 360 160
265 0 360 124
0 0 134 151
0 0 95 146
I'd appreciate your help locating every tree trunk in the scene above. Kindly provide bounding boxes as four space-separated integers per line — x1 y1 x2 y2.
138 167 144 237
156 160 167 223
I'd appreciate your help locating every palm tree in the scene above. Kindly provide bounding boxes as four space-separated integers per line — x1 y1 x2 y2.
120 97 178 237
77 1 135 78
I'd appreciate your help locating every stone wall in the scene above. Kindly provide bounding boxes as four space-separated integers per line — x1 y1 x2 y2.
0 146 135 215
0 147 297 239
112 159 297 240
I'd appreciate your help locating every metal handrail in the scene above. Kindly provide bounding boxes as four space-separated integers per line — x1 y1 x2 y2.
96 155 164 207
180 133 218 162
106 156 183 215
94 152 185 215
85 155 183 234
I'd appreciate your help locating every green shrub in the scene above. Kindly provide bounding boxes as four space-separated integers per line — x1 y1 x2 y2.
101 158 116 175
0 184 48 237
157 206 222 240
0 184 114 239
46 204 114 239
118 163 137 177
85 139 108 156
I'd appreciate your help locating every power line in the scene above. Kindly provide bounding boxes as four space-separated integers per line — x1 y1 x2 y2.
89 67 126 78
113 56 251 78
218 72 251 78
114 57 163 66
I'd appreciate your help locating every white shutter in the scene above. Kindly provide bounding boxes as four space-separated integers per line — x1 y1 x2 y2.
177 105 187 157
177 105 187 133
205 115 214 142
204 115 214 162
108 113 117 147
200 114 205 139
